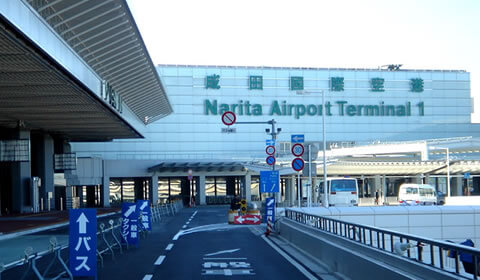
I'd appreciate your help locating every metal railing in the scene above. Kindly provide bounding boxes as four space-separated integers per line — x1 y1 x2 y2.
0 200 184 279
285 209 480 279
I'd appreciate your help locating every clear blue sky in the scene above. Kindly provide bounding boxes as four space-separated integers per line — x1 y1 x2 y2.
127 0 480 121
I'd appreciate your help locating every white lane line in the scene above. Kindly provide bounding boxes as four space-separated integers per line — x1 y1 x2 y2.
186 221 190 224
165 243 174 251
143 275 153 280
193 210 198 215
261 235 318 280
182 225 187 229
203 257 247 260
224 269 233 276
154 255 166 265
173 230 183 240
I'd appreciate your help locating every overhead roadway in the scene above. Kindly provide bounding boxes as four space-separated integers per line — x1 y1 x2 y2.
27 0 173 124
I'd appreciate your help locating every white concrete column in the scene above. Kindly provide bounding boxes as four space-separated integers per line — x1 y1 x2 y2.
199 175 206 205
242 174 252 204
455 177 463 196
151 175 158 205
102 160 110 207
66 186 74 209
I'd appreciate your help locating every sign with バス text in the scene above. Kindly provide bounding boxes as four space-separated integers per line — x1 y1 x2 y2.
69 209 97 277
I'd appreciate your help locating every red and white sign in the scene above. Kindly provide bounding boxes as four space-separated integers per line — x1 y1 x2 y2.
234 215 261 225
291 157 305 172
221 111 236 126
266 156 276 166
265 145 275 155
291 143 304 157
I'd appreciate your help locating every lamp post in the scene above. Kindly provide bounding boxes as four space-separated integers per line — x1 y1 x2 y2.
297 90 328 207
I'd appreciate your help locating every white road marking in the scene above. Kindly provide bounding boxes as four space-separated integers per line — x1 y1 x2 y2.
165 243 174 250
193 210 198 215
154 255 166 265
203 257 247 260
186 221 190 224
142 275 153 280
182 225 187 229
204 249 240 256
261 235 318 280
224 269 233 276
173 230 183 240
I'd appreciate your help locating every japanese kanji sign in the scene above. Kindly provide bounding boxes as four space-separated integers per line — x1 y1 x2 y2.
69 209 97 277
410 78 424 92
206 74 221 89
330 77 344 91
122 202 140 246
371 78 385 92
137 200 152 232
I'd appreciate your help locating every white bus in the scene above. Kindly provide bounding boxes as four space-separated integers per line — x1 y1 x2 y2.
398 183 438 205
319 177 359 206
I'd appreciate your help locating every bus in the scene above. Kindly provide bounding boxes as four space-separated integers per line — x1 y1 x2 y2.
319 177 359 206
398 184 438 205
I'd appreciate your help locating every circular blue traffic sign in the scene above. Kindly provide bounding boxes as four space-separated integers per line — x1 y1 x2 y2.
291 158 305 171
265 145 275 155
291 143 304 157
266 156 276 165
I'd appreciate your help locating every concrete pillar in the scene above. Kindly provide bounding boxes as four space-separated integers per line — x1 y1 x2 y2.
66 186 74 209
102 175 110 207
32 134 54 211
151 175 158 206
11 129 31 213
414 175 422 184
199 175 206 205
454 177 463 196
285 176 294 206
242 173 251 204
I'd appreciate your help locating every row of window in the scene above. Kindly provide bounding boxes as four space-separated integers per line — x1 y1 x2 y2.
205 74 425 92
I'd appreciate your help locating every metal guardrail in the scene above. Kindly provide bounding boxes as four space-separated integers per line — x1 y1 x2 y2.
0 200 184 279
285 209 480 280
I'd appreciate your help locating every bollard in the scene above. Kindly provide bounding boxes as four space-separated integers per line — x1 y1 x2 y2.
60 197 63 211
48 198 51 211
41 198 44 212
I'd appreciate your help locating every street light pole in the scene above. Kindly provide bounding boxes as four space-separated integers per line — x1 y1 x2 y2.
321 90 328 207
296 90 328 208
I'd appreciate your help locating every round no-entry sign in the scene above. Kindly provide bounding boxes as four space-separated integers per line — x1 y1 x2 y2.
266 156 276 166
291 158 305 172
221 111 236 126
265 145 275 155
291 143 304 157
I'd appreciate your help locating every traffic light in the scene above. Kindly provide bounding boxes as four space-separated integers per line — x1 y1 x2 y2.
240 199 247 215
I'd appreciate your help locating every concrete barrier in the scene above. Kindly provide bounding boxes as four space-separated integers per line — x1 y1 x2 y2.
279 218 461 280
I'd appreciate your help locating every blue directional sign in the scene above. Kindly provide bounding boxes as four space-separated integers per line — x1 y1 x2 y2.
69 209 97 277
122 202 140 246
260 170 279 193
465 173 471 179
266 139 275 146
291 134 305 143
137 200 152 231
265 197 275 223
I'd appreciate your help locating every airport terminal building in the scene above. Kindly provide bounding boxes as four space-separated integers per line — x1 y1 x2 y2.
3 0 480 213
71 65 480 207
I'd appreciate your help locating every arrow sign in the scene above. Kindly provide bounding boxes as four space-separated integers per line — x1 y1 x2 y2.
291 134 305 143
139 201 148 211
76 213 89 234
267 199 274 207
234 215 261 225
124 205 136 217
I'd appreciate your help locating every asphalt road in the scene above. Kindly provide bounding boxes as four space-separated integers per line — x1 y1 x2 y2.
1 206 319 280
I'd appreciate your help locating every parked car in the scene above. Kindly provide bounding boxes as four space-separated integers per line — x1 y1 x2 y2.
398 183 437 205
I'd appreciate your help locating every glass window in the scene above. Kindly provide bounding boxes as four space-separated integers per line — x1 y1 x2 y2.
109 179 122 206
170 179 181 196
158 178 169 203
330 180 356 192
122 179 135 202
404 187 418 194
216 177 226 196
206 177 215 196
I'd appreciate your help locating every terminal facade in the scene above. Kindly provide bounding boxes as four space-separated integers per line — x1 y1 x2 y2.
71 65 480 207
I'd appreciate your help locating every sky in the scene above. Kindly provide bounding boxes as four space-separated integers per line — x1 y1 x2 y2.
127 0 480 122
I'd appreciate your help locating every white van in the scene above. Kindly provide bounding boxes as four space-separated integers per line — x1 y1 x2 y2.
398 184 438 205
319 177 359 206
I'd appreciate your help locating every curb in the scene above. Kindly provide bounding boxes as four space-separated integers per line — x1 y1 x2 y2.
0 211 120 242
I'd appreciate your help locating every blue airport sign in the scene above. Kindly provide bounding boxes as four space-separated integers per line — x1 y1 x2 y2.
69 209 97 277
266 139 275 146
265 197 275 223
291 134 305 143
137 200 152 231
122 202 140 246
260 170 279 193
465 173 471 179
